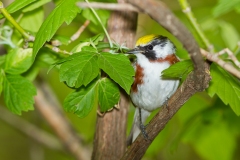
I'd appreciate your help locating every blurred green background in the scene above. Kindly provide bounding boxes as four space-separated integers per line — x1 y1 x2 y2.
0 0 240 160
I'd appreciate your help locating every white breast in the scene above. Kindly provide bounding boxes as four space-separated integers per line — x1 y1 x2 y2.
130 54 179 111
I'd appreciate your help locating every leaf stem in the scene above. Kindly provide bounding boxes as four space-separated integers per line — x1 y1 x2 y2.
84 0 113 48
45 43 72 55
178 0 213 52
0 1 34 41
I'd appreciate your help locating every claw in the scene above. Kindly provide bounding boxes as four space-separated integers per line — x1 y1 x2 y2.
138 108 149 140
164 97 169 107
140 123 149 140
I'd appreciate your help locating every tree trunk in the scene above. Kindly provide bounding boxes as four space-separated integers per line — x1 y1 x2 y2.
92 1 138 159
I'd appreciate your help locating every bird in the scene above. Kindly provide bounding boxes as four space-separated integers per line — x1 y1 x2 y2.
127 34 180 145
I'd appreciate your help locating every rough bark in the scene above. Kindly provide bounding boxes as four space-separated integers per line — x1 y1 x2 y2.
91 0 138 159
121 0 211 159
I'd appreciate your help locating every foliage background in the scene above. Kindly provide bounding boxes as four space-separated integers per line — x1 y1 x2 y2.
0 0 240 160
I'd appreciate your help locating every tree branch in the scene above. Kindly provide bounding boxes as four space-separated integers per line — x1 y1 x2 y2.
34 79 91 160
77 2 139 12
91 0 138 159
201 48 240 79
122 0 211 159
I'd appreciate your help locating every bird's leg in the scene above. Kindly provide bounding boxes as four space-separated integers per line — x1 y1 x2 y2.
163 97 170 112
138 108 149 140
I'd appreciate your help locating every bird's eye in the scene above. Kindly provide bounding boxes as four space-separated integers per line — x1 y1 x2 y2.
147 45 153 50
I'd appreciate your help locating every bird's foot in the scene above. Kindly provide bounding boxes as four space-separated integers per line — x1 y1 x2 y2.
163 97 170 112
140 123 149 140
163 97 169 107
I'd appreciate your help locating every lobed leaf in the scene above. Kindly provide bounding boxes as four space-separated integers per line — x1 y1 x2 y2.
207 64 240 115
98 52 134 94
63 81 98 118
98 78 120 112
3 74 36 115
59 52 99 88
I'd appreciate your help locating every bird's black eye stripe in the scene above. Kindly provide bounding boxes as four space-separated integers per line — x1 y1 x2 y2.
147 45 153 50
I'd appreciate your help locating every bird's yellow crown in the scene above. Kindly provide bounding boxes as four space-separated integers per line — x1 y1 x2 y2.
136 34 159 46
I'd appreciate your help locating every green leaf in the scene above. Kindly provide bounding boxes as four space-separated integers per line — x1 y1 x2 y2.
3 74 36 115
162 59 193 79
98 78 120 112
52 35 71 45
98 52 134 94
81 9 110 33
33 0 81 56
4 48 34 74
19 7 44 33
59 52 99 88
22 0 51 12
0 69 4 95
71 33 104 53
64 81 98 118
208 64 240 115
218 21 240 50
87 33 105 45
213 0 240 17
0 0 36 19
36 49 60 67
0 55 6 67
183 117 236 160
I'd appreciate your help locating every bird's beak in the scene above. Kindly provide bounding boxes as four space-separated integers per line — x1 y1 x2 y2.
127 47 143 54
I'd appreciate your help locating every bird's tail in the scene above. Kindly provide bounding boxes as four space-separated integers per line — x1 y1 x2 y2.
127 108 150 146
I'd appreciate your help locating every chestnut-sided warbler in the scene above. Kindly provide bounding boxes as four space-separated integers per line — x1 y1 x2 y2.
127 34 180 144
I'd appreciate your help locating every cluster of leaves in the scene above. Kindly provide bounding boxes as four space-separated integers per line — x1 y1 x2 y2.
0 0 134 117
52 34 134 117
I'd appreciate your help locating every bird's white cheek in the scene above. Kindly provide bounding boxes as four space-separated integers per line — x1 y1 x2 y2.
153 41 175 58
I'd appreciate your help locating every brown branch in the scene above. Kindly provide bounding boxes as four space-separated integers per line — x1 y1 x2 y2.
121 66 210 160
127 0 205 79
70 20 90 42
51 20 91 47
79 1 208 87
77 2 139 12
121 0 211 159
201 48 240 79
34 79 91 160
91 0 138 159
0 106 62 151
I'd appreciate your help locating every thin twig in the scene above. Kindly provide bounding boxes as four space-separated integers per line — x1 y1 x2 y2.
77 2 139 12
0 106 62 151
201 48 240 79
0 2 33 41
45 43 71 55
216 48 240 68
85 0 113 48
178 0 213 52
70 20 90 42
51 20 91 47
